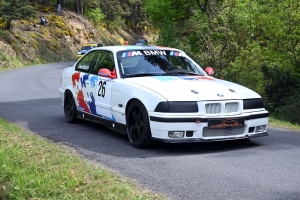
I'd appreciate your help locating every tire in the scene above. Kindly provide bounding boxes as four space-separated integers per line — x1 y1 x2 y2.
126 100 153 148
64 91 78 123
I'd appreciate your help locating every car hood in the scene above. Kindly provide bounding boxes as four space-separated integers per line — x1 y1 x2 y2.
124 76 261 101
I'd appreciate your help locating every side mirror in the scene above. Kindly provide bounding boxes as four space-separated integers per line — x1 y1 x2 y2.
205 67 214 76
98 68 116 79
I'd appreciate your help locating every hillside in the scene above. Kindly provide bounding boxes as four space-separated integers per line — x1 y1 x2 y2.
0 2 150 69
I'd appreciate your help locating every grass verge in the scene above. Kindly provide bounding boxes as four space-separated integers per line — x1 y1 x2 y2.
269 116 300 132
0 118 165 200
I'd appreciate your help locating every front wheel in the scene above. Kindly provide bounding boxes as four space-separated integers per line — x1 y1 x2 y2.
126 100 153 148
64 92 78 123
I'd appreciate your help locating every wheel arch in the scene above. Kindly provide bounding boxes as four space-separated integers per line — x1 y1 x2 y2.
63 87 77 103
125 98 154 148
125 98 142 119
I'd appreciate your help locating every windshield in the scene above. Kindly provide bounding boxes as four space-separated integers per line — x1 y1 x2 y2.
117 50 205 78
81 46 93 51
137 39 147 43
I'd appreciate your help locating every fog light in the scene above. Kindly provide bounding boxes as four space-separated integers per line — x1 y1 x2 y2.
168 131 184 138
256 125 266 132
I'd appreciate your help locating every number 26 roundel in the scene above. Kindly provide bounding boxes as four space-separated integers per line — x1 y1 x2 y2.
98 81 106 97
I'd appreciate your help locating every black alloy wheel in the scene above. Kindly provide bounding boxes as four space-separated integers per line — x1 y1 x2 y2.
64 92 78 123
126 100 153 148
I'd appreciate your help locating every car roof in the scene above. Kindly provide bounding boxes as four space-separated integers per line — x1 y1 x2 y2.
89 45 184 54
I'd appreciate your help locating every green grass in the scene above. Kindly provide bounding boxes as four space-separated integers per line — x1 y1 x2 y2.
0 118 165 200
269 116 300 132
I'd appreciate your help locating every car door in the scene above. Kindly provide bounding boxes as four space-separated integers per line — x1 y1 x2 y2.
89 50 116 122
74 51 97 113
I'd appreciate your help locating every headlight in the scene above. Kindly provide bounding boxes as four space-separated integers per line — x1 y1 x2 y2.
243 98 264 110
155 101 198 112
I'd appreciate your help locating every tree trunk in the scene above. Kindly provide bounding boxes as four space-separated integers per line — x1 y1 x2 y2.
74 0 83 15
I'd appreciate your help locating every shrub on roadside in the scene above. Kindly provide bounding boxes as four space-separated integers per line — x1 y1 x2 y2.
261 64 300 125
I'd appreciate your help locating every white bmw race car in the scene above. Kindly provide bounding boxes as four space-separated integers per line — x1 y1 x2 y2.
59 45 269 148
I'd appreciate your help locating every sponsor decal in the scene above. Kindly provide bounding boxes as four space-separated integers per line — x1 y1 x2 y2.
122 51 143 57
77 64 89 70
122 50 168 57
170 51 182 56
143 50 166 56
77 106 85 111
208 118 244 128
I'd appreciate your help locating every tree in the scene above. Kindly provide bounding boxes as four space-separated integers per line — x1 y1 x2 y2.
0 0 36 29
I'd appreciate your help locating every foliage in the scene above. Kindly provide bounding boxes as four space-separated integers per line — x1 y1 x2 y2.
261 64 300 124
143 0 300 124
99 0 148 32
0 0 36 29
85 7 104 25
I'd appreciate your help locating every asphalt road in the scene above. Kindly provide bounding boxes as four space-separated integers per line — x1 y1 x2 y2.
0 62 300 200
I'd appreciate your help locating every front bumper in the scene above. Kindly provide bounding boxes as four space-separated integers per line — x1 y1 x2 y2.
148 111 269 142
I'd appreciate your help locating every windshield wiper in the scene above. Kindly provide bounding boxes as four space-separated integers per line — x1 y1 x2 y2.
126 73 163 78
162 71 201 76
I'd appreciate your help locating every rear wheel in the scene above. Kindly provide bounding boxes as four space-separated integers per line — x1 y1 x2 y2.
126 100 153 148
64 92 78 123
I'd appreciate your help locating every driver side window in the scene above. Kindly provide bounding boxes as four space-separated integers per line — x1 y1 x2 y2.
90 51 115 75
75 51 96 72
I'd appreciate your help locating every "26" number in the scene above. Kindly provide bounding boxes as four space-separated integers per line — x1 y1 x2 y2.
98 81 106 97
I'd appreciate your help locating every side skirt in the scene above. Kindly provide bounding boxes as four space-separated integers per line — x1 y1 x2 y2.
77 110 127 135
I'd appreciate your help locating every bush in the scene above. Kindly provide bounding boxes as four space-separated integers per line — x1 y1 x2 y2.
275 92 300 124
261 64 300 124
0 0 36 29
